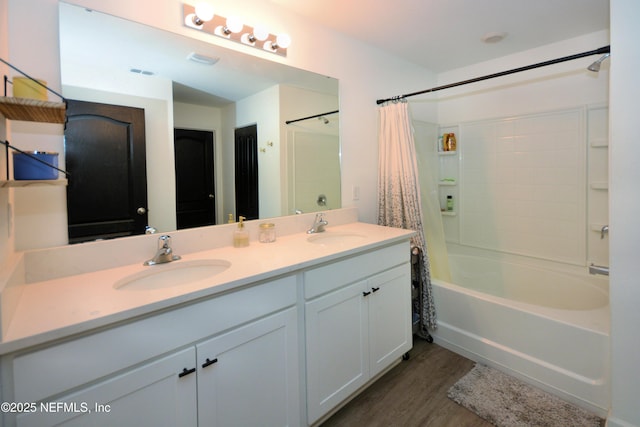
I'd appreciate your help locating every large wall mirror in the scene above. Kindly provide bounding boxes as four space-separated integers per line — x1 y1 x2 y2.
58 2 340 241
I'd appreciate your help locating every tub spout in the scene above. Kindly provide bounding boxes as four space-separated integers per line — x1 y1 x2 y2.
589 263 609 276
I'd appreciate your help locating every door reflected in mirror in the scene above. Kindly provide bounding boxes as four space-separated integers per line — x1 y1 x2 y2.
58 2 339 242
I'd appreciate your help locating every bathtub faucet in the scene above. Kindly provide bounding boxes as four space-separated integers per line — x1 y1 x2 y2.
601 225 609 239
144 235 181 266
589 263 609 276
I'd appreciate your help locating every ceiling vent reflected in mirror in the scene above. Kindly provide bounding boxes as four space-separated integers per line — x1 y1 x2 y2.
129 68 155 76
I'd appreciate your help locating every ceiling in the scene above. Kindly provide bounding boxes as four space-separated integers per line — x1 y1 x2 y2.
269 0 610 72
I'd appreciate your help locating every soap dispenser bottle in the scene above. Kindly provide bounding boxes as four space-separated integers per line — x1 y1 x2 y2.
233 216 249 247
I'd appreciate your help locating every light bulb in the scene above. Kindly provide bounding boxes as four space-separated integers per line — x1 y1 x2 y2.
194 2 215 23
274 33 291 49
225 16 244 33
252 25 270 42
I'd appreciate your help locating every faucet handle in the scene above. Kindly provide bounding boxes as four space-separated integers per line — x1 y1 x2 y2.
601 225 609 239
158 235 172 248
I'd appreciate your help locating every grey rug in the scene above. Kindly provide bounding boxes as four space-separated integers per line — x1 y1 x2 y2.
448 364 604 427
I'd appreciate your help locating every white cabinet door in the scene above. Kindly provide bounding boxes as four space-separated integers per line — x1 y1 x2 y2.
368 264 412 377
16 347 197 427
196 308 300 427
305 281 369 425
305 263 412 425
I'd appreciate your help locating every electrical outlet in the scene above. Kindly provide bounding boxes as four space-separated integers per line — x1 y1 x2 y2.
352 185 360 201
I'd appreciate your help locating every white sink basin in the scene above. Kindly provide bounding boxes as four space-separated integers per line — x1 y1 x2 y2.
307 232 366 246
114 259 231 291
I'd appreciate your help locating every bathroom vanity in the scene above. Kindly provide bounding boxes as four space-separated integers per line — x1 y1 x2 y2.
0 209 414 426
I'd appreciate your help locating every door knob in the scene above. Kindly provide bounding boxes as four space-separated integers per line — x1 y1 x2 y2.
208 194 214 199
137 207 147 215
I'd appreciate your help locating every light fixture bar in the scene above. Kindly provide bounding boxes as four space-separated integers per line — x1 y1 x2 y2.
183 4 289 57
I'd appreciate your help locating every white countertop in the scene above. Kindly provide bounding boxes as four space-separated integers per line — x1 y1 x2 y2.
0 222 414 354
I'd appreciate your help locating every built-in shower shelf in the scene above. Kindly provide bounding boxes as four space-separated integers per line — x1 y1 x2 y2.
438 180 457 186
589 139 609 148
590 182 609 190
441 211 457 216
438 151 457 156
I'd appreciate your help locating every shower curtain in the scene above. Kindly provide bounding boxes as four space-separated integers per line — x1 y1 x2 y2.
377 100 437 332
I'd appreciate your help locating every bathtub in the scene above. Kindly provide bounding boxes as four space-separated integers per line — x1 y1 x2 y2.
431 253 610 417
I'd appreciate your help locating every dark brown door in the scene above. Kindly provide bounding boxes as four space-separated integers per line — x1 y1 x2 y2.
174 128 216 229
234 124 259 220
65 99 148 243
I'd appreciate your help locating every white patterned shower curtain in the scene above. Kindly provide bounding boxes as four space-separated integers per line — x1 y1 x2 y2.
377 100 437 332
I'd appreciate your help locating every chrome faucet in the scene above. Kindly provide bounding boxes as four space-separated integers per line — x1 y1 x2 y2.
601 225 609 239
589 263 609 276
144 235 181 266
307 213 328 234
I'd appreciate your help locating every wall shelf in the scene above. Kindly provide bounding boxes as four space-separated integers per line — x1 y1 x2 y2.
441 211 457 216
0 179 67 188
438 151 457 156
589 139 609 148
0 96 66 124
590 182 609 190
438 180 457 186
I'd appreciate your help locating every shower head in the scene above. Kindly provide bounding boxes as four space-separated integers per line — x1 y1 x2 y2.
588 53 610 72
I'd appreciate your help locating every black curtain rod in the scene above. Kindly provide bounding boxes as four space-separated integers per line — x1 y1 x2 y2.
376 45 611 105
285 109 339 125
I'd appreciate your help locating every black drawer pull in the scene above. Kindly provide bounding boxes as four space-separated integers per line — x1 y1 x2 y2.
202 358 218 368
178 367 196 378
372 287 380 293
362 291 371 297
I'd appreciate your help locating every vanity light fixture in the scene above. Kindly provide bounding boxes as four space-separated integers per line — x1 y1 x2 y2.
183 3 291 56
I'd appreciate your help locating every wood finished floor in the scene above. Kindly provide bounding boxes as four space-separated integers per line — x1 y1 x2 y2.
321 337 493 427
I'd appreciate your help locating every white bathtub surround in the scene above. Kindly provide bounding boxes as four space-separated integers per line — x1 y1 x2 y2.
432 250 609 417
0 207 414 352
377 100 436 332
457 108 588 265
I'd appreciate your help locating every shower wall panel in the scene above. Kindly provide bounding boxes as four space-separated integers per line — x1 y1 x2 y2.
459 108 587 265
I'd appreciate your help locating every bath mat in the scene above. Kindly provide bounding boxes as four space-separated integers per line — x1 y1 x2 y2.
447 364 604 427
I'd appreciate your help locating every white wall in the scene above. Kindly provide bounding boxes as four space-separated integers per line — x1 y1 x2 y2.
0 0 10 264
608 1 640 426
434 31 609 124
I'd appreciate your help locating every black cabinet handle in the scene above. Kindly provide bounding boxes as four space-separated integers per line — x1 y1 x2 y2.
178 367 196 378
202 358 218 368
372 287 380 293
362 291 371 297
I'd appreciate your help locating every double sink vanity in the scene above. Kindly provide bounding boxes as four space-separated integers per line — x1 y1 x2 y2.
0 207 414 426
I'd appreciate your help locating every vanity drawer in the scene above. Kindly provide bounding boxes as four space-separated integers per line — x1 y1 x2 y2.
304 241 409 299
12 275 296 403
